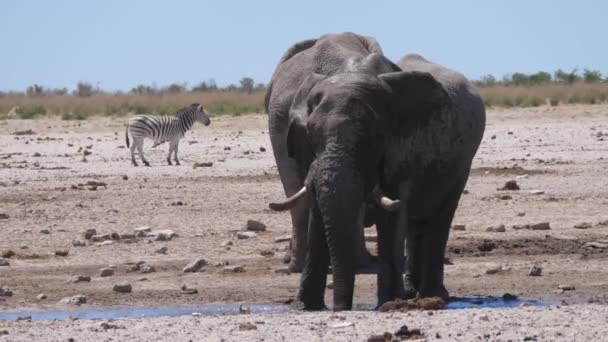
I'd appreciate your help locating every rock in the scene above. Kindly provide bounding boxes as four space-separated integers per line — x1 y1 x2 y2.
59 295 87 305
259 147 266 152
0 213 8 220
498 194 512 200
147 229 177 241
558 284 575 291
36 293 47 301
96 240 113 246
274 236 291 243
597 220 608 226
478 314 490 322
99 322 124 330
100 268 114 277
120 233 136 240
83 229 97 239
330 321 355 329
528 265 543 276
183 257 207 273
223 265 245 273
0 287 14 297
531 222 551 230
70 275 91 283
155 246 168 254
237 231 257 239
239 322 257 331
113 282 132 293
122 175 128 180
1 250 15 259
181 285 198 294
139 263 156 273
517 212 526 217
486 224 506 232
134 226 151 237
259 250 274 257
55 250 69 257
574 222 592 229
529 190 545 195
451 224 466 231
16 315 32 321
12 129 36 135
501 180 520 191
40 229 51 234
0 258 10 266
221 241 233 247
244 219 266 232
585 241 608 249
274 268 291 275
72 240 87 247
485 263 503 274
478 241 497 252
192 162 213 168
91 234 111 242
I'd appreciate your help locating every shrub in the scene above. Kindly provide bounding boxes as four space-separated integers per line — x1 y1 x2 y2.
154 104 180 116
75 82 94 97
16 105 46 119
62 108 92 120
549 98 560 106
126 103 150 114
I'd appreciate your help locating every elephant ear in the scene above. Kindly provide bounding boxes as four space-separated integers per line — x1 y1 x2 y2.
286 73 327 159
378 71 448 128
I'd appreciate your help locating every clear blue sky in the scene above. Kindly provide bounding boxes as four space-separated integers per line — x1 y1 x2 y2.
1 0 606 92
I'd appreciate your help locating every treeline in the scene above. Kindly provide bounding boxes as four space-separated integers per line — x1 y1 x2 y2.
475 68 605 87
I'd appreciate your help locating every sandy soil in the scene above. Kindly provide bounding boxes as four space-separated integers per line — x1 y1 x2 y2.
0 104 607 340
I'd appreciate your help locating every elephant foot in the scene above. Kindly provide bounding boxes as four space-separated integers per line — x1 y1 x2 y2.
418 284 449 300
287 260 304 273
143 161 150 167
291 299 327 311
402 274 418 300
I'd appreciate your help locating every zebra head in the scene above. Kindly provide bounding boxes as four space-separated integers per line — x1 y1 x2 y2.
192 103 211 126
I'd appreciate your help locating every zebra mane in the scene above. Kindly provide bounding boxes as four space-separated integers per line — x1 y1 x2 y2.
175 103 200 118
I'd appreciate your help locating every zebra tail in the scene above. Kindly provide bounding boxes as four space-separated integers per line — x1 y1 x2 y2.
125 124 130 148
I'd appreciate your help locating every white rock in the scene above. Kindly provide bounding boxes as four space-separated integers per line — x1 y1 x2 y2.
558 284 575 291
139 263 156 273
529 190 545 195
330 321 354 329
274 236 291 243
486 224 506 232
485 263 503 274
134 226 152 237
585 241 608 249
183 257 207 273
36 293 47 301
223 265 245 273
0 258 9 266
147 229 177 241
59 295 87 305
237 231 257 239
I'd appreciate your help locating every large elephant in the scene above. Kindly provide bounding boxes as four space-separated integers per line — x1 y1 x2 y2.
267 32 485 311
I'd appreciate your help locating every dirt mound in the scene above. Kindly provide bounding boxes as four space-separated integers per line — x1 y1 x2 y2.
378 297 445 312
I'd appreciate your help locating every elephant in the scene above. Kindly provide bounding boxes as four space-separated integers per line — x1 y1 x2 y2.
266 32 485 311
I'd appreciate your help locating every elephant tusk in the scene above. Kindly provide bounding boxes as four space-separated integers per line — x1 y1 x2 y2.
269 186 307 211
372 186 401 212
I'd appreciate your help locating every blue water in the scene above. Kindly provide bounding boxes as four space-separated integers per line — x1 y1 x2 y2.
0 297 550 321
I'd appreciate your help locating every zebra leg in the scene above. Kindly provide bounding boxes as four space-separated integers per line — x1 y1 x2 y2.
130 141 138 166
173 141 180 165
166 144 173 166
136 139 150 166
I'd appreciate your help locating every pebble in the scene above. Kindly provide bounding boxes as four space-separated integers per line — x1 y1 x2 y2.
181 285 198 294
55 250 69 257
113 282 132 293
274 268 291 275
585 241 608 249
97 240 113 246
574 222 592 229
100 268 115 277
274 236 291 243
501 180 520 190
223 265 245 273
70 275 91 283
134 226 152 237
221 241 233 247
330 321 355 329
91 234 111 242
59 295 87 305
237 231 257 239
239 322 257 331
40 229 51 234
183 257 207 273
244 219 266 232
0 287 14 297
485 263 503 275
529 190 545 195
156 246 168 254
36 293 47 301
1 250 15 258
486 224 506 232
72 240 87 247
139 263 156 273
147 229 177 241
558 284 575 291
478 315 490 322
451 224 466 231
517 212 526 217
83 229 97 240
528 265 543 276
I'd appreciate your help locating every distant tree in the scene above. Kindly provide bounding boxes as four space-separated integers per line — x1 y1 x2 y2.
255 83 266 91
511 73 530 86
131 84 157 94
554 69 580 84
192 79 218 92
239 77 255 93
74 82 94 97
583 69 602 83
165 83 187 93
528 71 551 85
501 74 513 84
225 84 239 92
477 74 497 86
26 84 45 97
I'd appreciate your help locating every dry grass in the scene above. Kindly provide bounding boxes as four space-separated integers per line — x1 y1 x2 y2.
0 91 266 120
479 82 608 107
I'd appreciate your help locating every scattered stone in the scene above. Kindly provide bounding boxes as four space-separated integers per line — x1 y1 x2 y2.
259 250 274 257
183 257 207 273
239 322 257 331
274 236 291 243
498 194 512 200
585 241 608 249
40 229 50 234
181 285 198 294
451 224 466 231
394 324 424 340
122 175 128 180
528 265 543 276
237 231 257 239
113 282 132 293
367 332 394 342
478 314 490 322
221 241 233 247
597 220 608 226
16 315 32 321
224 265 245 273
531 222 551 230
0 287 14 297
100 268 115 277
155 246 168 255
55 250 69 257
478 241 497 252
501 180 520 191
1 250 15 259
139 263 156 273
193 162 213 168
378 297 445 312
147 229 177 241
259 147 266 152
134 226 152 237
12 129 36 135
70 275 91 283
502 293 518 301
244 219 266 232
574 222 592 229
72 240 87 247
97 240 113 246
84 228 97 239
0 259 10 266
90 234 111 242
517 211 526 217
36 293 47 301
170 201 184 206
99 322 124 330
0 330 7 335
59 295 87 305
486 224 506 232
529 190 545 195
558 284 575 291
274 268 291 275
0 214 8 220
330 321 354 329
485 263 503 275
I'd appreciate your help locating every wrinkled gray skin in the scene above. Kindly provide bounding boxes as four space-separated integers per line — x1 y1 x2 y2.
266 32 485 311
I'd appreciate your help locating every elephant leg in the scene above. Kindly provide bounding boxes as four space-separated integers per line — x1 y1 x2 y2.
417 177 467 299
354 204 375 271
294 203 329 310
403 221 424 299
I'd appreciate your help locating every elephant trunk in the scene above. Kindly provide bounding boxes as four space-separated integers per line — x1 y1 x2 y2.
311 154 365 311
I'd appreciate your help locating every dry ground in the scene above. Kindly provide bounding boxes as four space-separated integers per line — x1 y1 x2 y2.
0 104 607 340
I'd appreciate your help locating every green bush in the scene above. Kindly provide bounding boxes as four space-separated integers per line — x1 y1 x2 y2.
16 105 47 119
126 103 150 114
549 98 560 106
105 105 124 116
154 104 180 116
62 108 92 120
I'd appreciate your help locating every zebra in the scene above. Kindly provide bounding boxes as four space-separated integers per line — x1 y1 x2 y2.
125 103 211 166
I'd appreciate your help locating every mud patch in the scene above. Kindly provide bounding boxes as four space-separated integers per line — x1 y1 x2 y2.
378 297 445 312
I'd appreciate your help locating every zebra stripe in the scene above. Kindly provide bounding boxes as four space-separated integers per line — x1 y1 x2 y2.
126 103 210 166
